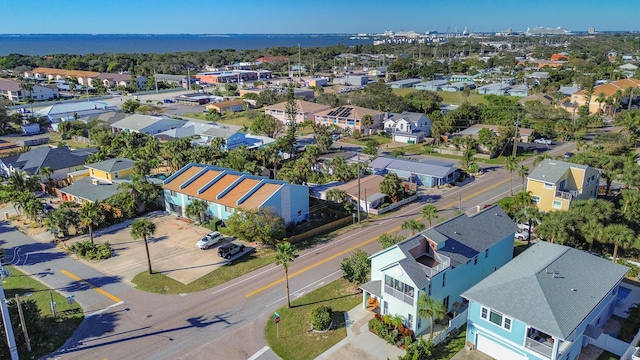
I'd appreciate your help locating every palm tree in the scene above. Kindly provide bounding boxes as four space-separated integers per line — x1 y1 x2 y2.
420 205 439 227
185 199 208 224
417 292 447 339
360 114 374 136
402 219 426 236
604 224 636 262
581 219 602 252
275 241 297 308
518 165 529 188
130 218 157 274
79 201 103 245
19 78 35 113
38 166 54 183
516 205 539 246
505 156 518 196
532 154 552 167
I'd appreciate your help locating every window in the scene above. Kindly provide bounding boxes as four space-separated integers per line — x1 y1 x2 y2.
532 196 540 204
224 205 234 212
442 273 446 287
428 283 432 296
485 249 489 258
504 318 511 330
481 306 512 330
481 307 488 319
552 200 562 209
407 314 413 329
474 256 478 265
170 190 176 197
544 183 553 189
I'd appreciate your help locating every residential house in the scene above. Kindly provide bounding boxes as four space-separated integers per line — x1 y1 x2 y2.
25 67 144 89
369 157 458 187
0 146 96 180
383 112 432 144
442 81 476 92
315 175 387 212
571 78 640 114
205 100 246 113
110 114 187 135
36 101 117 128
360 205 517 335
526 159 600 212
477 83 529 97
518 93 553 106
162 163 309 224
619 64 638 79
448 74 476 83
0 79 59 102
314 105 385 134
264 100 330 125
388 78 422 89
414 80 449 91
58 158 136 204
462 241 629 360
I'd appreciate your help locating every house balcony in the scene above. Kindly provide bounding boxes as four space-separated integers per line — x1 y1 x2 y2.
415 252 451 278
554 189 579 201
384 284 414 305
525 329 570 359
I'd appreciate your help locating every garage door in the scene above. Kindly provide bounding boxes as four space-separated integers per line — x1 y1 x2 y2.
393 134 411 143
477 334 527 360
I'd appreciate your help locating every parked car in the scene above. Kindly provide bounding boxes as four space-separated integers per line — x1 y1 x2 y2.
564 152 574 160
196 231 223 250
43 204 55 214
534 138 552 145
516 221 536 232
515 231 530 240
218 242 246 259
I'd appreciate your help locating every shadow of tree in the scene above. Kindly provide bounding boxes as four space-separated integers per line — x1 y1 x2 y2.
58 275 123 294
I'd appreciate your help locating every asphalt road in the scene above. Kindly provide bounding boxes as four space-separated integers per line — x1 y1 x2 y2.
1 141 577 360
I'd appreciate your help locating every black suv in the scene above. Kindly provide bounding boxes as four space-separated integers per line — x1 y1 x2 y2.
218 242 246 259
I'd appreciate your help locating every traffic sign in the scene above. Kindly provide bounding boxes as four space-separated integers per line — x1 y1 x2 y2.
274 316 280 324
274 312 280 318
66 295 75 305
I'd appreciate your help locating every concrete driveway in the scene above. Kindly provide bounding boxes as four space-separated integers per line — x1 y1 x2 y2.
70 212 247 285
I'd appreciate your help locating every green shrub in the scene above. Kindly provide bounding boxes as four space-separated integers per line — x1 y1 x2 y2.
311 306 332 331
68 240 112 260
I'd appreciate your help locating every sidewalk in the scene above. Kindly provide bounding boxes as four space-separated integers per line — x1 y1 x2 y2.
317 306 405 360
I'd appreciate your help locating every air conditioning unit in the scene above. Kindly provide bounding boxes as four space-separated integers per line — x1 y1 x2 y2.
91 179 100 185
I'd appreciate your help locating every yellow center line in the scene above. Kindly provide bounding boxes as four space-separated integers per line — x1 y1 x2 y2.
61 269 123 303
245 176 511 298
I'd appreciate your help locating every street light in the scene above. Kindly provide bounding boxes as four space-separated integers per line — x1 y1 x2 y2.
297 44 302 79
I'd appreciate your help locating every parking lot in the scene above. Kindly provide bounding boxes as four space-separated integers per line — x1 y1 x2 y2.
77 212 251 285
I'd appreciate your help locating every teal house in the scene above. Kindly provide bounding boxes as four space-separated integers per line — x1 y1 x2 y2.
360 205 516 335
162 163 309 225
463 242 629 360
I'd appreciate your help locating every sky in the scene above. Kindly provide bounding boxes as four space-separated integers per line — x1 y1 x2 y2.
1 0 638 34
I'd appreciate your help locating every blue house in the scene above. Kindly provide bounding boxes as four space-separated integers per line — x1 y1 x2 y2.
368 157 458 187
360 205 516 335
162 163 309 225
462 242 629 360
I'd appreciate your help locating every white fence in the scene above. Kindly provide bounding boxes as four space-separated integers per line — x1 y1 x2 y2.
590 332 631 357
369 195 418 215
620 327 640 360
430 309 468 346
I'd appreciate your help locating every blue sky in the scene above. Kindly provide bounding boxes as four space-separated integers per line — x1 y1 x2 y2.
1 0 638 34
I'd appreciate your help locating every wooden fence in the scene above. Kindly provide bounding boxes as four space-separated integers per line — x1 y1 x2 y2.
286 216 353 244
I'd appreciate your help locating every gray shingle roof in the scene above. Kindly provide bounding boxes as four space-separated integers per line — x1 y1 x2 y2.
387 112 426 126
368 157 456 179
111 114 187 134
462 242 628 339
58 177 123 202
528 159 590 184
86 158 135 173
2 146 96 175
407 205 517 266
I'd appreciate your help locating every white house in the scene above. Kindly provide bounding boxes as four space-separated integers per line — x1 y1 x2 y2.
383 112 432 144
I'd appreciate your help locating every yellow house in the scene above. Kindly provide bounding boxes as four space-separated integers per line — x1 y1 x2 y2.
526 159 600 211
86 158 135 182
570 78 640 114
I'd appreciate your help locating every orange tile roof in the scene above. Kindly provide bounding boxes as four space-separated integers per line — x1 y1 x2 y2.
574 78 640 97
238 182 281 209
216 178 260 207
176 169 221 197
163 165 206 192
198 173 241 202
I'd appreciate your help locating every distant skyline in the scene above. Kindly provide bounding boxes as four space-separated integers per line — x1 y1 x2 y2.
1 0 639 35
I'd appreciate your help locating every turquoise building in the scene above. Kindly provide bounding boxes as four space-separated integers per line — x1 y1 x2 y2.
360 205 516 335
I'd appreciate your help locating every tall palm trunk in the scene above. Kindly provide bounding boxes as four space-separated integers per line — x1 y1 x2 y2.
88 224 94 245
613 244 619 263
144 236 153 274
429 315 435 339
285 267 291 308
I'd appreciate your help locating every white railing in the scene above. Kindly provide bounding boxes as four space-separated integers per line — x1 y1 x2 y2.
430 309 468 346
384 285 414 305
422 253 451 278
525 337 553 358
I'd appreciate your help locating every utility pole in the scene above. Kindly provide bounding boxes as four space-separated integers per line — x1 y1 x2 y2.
298 44 302 79
153 68 159 94
187 67 191 92
458 194 462 212
0 266 19 360
15 294 31 353
512 118 519 158
357 152 361 224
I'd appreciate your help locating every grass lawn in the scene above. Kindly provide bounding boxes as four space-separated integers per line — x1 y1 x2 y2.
131 247 276 294
2 265 84 359
265 278 362 360
182 112 253 128
340 134 392 146
431 326 467 360
597 350 620 360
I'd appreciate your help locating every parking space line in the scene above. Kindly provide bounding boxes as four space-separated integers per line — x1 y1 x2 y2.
61 269 122 303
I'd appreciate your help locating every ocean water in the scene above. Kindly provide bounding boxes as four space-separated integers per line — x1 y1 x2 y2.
0 34 372 56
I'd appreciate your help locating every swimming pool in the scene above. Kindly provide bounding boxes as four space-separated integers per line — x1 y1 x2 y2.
617 286 632 304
